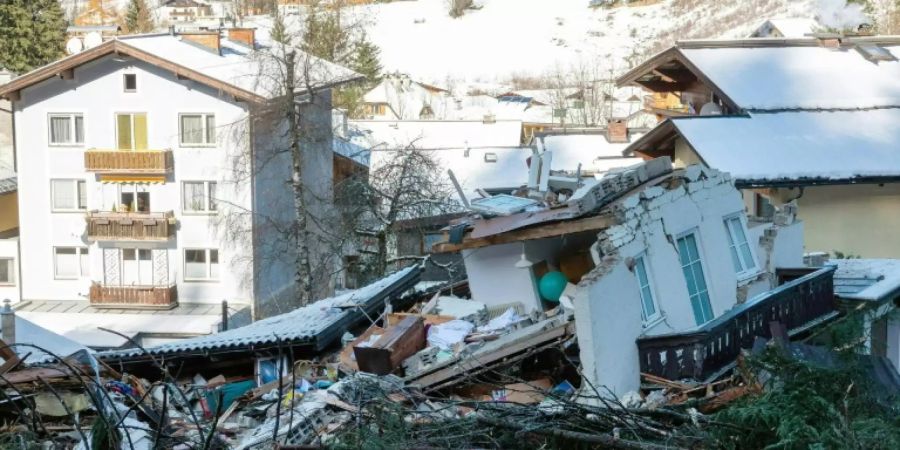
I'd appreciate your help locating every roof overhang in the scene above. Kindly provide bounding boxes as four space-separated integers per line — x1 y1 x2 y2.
0 39 268 103
616 46 741 112
736 175 900 189
621 120 682 158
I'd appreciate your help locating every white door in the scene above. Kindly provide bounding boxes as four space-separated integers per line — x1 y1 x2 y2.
138 249 153 285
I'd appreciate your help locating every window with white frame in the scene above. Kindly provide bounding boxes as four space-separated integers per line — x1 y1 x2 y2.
184 249 219 281
0 258 13 284
48 113 84 145
179 113 216 146
724 215 757 277
633 255 659 323
54 247 89 279
676 232 714 325
51 179 87 211
182 181 217 213
123 73 137 92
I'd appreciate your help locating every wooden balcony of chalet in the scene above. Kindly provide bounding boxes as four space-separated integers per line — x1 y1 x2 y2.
644 94 692 117
84 149 174 174
89 283 178 310
86 211 176 242
637 266 838 382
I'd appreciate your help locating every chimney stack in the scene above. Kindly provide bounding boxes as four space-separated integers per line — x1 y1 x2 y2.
227 28 256 49
178 31 222 55
607 119 628 143
1 299 15 345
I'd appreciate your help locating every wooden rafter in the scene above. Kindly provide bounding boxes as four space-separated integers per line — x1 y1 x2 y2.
432 214 617 253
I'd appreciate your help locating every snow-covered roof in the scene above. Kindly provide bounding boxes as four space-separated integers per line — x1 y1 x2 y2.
0 33 360 103
541 133 645 174
2 315 90 364
752 18 822 38
670 109 900 184
118 34 360 99
829 259 900 302
349 120 523 150
680 44 900 110
99 266 420 360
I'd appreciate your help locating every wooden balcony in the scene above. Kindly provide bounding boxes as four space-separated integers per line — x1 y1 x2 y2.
89 283 178 310
637 266 837 381
86 211 176 241
84 149 173 174
644 94 691 116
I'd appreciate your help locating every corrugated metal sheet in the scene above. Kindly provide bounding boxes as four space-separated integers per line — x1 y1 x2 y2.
99 265 421 361
0 174 16 195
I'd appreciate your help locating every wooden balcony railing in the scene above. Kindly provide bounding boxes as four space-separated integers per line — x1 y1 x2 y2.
86 211 176 241
644 95 691 115
84 149 174 174
636 266 837 381
89 283 178 309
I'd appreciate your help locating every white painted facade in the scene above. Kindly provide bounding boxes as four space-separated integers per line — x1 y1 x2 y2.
13 54 256 306
0 236 19 303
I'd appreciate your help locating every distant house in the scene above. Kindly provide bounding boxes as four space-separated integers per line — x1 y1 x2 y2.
73 0 120 27
163 0 214 23
362 74 451 120
749 18 822 38
618 36 900 257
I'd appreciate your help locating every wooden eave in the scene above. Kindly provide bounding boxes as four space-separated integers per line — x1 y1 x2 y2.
616 47 741 113
432 213 617 253
621 120 679 157
0 40 267 104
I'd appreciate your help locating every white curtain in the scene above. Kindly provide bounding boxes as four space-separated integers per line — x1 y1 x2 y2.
181 115 204 144
74 115 84 143
185 249 207 279
183 182 205 211
205 115 216 144
55 248 77 278
52 180 75 209
0 259 12 284
78 180 87 209
207 182 217 211
50 116 71 144
209 250 219 279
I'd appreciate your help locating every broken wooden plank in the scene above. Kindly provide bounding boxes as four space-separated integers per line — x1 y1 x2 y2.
433 214 617 253
354 316 425 376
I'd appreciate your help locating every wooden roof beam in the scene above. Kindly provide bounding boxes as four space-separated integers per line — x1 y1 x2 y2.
432 214 617 253
637 80 690 92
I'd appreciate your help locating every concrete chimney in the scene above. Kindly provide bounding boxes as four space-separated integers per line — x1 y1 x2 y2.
1 299 15 345
607 119 628 144
227 28 256 49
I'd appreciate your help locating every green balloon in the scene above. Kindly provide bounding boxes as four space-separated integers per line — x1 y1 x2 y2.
538 271 568 302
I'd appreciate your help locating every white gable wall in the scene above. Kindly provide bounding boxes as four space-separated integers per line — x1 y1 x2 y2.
574 167 802 397
13 55 256 304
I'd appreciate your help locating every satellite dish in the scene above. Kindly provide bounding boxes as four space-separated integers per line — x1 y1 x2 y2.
699 102 723 115
65 37 84 55
83 32 103 49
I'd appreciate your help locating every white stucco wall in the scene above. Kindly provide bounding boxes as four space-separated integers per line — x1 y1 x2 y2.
13 55 256 305
0 236 19 302
575 167 800 397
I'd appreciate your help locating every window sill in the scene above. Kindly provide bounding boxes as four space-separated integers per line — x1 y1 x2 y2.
178 145 217 149
0 282 15 287
49 144 86 148
53 277 85 281
642 315 667 332
181 211 218 216
736 270 764 287
52 209 88 214
183 278 220 283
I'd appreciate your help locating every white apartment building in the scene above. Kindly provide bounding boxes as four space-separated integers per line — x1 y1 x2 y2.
0 29 359 340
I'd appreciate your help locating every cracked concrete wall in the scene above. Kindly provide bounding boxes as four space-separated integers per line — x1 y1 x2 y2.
575 165 801 397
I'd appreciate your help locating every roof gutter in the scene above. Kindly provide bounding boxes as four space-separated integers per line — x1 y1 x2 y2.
735 175 900 189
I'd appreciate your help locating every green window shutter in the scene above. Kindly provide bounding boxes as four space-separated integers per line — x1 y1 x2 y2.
117 114 133 150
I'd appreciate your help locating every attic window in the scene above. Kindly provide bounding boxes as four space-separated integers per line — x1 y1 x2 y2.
856 44 896 62
123 74 137 92
484 152 498 163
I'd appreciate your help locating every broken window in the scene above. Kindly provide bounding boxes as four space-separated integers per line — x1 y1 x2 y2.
634 255 659 324
676 233 714 325
724 216 756 277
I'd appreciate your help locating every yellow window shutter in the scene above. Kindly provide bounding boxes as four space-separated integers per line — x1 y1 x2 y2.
134 113 148 151
117 114 132 150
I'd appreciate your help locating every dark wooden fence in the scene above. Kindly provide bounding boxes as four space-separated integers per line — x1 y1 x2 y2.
89 283 178 309
636 266 836 381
